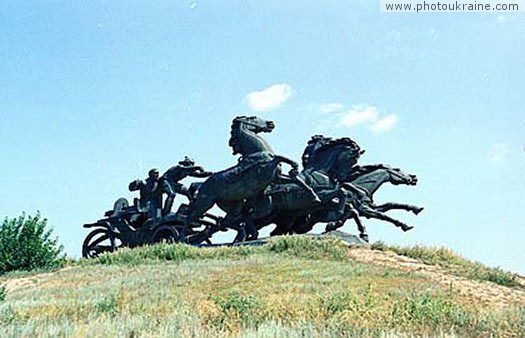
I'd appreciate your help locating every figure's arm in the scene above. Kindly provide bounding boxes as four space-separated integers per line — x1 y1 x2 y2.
161 179 176 197
128 179 144 191
188 166 213 177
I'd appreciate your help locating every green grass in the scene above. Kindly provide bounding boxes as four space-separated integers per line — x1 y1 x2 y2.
371 241 520 287
0 236 523 337
82 235 348 266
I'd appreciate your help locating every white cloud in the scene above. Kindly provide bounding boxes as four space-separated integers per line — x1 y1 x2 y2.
489 143 509 165
371 114 398 132
246 83 294 111
319 102 344 114
332 105 398 133
340 106 379 127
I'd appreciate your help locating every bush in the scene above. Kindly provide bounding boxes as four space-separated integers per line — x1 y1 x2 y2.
0 213 65 274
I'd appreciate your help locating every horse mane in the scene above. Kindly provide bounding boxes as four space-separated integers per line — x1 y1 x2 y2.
303 136 361 170
317 137 360 153
231 115 256 125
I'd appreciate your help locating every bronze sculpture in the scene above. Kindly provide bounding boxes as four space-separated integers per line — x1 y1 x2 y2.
81 115 423 257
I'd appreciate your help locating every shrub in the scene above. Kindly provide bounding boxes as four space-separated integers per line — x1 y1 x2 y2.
0 213 65 274
0 285 5 302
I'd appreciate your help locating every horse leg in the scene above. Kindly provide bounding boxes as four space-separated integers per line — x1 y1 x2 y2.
181 194 216 242
352 215 369 242
358 204 414 232
270 216 294 236
243 216 259 240
325 220 343 232
290 216 312 234
270 225 284 236
341 203 368 240
374 202 424 215
324 203 368 241
220 213 246 243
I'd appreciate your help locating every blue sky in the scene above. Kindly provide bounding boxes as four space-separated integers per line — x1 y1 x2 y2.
1 1 524 273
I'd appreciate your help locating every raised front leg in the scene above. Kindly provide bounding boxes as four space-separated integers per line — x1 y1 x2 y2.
358 204 414 232
374 202 424 215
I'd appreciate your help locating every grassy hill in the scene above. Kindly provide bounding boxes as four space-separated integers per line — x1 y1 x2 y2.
1 236 524 337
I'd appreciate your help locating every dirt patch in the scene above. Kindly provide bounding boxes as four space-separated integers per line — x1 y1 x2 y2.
1 266 74 293
347 246 525 308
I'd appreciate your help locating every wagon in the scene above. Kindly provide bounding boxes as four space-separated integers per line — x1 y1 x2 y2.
82 197 221 258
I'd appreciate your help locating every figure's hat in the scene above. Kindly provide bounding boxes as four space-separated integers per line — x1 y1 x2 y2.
179 156 195 166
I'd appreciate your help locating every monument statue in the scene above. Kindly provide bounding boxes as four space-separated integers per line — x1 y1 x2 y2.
82 115 424 258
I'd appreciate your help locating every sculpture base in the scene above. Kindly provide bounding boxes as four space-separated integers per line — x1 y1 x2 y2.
312 230 370 246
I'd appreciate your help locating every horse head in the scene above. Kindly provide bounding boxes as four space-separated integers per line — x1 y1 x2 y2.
232 116 275 134
385 166 418 186
229 116 275 155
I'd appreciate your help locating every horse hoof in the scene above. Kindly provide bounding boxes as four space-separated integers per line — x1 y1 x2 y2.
360 234 369 242
401 225 414 232
414 207 424 215
325 222 337 232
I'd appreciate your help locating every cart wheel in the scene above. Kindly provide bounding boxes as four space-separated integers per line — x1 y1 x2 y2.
151 225 179 244
82 228 118 258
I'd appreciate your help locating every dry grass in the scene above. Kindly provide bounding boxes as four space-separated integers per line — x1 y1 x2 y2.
371 241 520 287
1 236 524 337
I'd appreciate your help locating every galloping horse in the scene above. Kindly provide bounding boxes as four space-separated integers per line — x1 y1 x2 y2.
180 116 318 241
271 166 422 241
306 165 422 240
244 138 423 241
241 137 365 239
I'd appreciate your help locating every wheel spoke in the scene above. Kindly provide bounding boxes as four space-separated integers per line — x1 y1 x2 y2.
90 235 110 247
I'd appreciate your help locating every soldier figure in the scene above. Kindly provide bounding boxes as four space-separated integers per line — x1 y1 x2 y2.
162 156 213 207
129 168 175 221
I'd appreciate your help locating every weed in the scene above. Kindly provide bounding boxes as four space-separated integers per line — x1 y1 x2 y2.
210 291 267 329
94 292 122 317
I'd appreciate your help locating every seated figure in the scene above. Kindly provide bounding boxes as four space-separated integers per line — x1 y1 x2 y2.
129 168 175 221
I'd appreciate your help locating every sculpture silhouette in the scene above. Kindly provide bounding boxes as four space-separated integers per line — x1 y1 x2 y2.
179 116 319 242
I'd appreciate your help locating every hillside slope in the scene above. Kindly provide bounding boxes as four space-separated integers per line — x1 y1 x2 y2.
1 236 524 337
